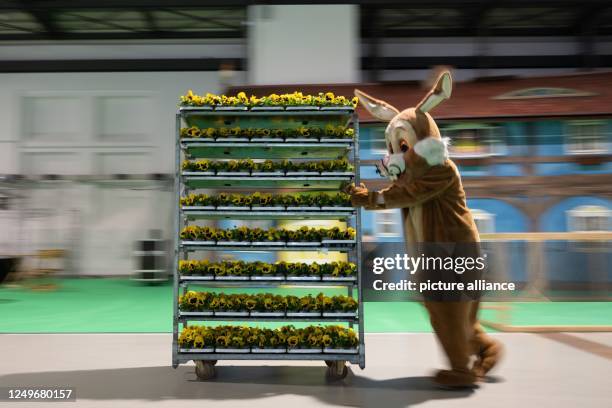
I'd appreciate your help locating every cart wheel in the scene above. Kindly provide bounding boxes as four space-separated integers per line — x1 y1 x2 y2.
326 360 348 380
195 360 216 380
325 360 333 367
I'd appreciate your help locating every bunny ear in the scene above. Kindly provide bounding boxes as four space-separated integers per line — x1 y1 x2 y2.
416 71 452 114
354 89 399 121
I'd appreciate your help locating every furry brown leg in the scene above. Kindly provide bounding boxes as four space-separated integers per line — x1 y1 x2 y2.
425 301 478 388
471 323 503 379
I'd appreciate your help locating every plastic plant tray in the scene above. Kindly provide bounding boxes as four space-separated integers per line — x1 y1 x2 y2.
215 137 250 142
322 239 356 245
216 206 251 211
216 241 251 246
180 106 213 111
287 242 321 247
215 106 248 111
181 206 216 211
180 275 214 281
251 241 286 246
216 171 251 176
286 206 321 211
215 347 250 353
320 106 354 111
251 206 284 211
321 171 354 176
182 171 215 176
182 240 215 246
321 206 354 211
180 311 214 317
251 348 286 353
250 311 285 317
288 348 323 354
323 348 358 354
285 276 321 281
250 106 284 111
322 276 357 282
322 311 357 318
285 106 319 111
286 171 319 176
320 138 354 143
287 138 318 143
251 171 285 177
251 275 285 281
251 137 284 142
180 348 214 353
214 311 249 317
215 275 249 281
286 311 321 317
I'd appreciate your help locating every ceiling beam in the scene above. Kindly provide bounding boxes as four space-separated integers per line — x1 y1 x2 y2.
0 30 244 40
0 57 245 73
18 0 60 38
142 10 159 33
2 0 610 11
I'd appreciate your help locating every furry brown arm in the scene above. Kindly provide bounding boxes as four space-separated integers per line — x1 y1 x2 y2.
374 164 456 209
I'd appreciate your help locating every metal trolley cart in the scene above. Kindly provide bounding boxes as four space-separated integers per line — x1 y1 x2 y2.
172 105 364 380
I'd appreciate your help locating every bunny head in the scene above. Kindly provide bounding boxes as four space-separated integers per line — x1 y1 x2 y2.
354 71 452 180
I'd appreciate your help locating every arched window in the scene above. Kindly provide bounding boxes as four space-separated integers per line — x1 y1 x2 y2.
567 205 611 232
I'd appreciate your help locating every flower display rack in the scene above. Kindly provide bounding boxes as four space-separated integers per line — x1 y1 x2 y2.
173 105 364 381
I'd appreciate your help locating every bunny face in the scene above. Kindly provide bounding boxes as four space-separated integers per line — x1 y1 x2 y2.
355 71 452 180
385 111 418 154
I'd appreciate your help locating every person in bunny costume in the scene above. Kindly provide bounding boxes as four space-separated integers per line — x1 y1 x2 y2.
350 71 502 388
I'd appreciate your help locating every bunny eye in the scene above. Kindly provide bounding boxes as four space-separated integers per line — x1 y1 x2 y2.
399 140 409 153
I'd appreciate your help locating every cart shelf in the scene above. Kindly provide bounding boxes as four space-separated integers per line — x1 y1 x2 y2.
181 208 355 220
173 105 365 377
179 243 356 252
176 352 360 364
179 106 354 114
179 278 356 287
181 140 352 159
178 313 358 323
182 174 352 190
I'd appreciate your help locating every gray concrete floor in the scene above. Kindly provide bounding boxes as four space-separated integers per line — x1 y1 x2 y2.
0 333 610 408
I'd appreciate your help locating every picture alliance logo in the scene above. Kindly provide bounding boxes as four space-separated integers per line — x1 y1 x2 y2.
372 253 487 275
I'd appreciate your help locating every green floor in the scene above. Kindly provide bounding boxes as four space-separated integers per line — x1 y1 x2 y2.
0 278 610 333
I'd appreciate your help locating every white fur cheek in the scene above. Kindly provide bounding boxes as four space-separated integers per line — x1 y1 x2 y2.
413 136 449 166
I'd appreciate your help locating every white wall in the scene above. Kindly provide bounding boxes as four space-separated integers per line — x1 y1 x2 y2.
0 70 245 276
248 5 359 84
0 71 243 174
0 39 244 60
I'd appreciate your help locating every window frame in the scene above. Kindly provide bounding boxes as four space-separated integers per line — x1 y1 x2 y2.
373 209 403 237
564 120 609 156
567 205 611 232
470 209 496 234
442 123 507 158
